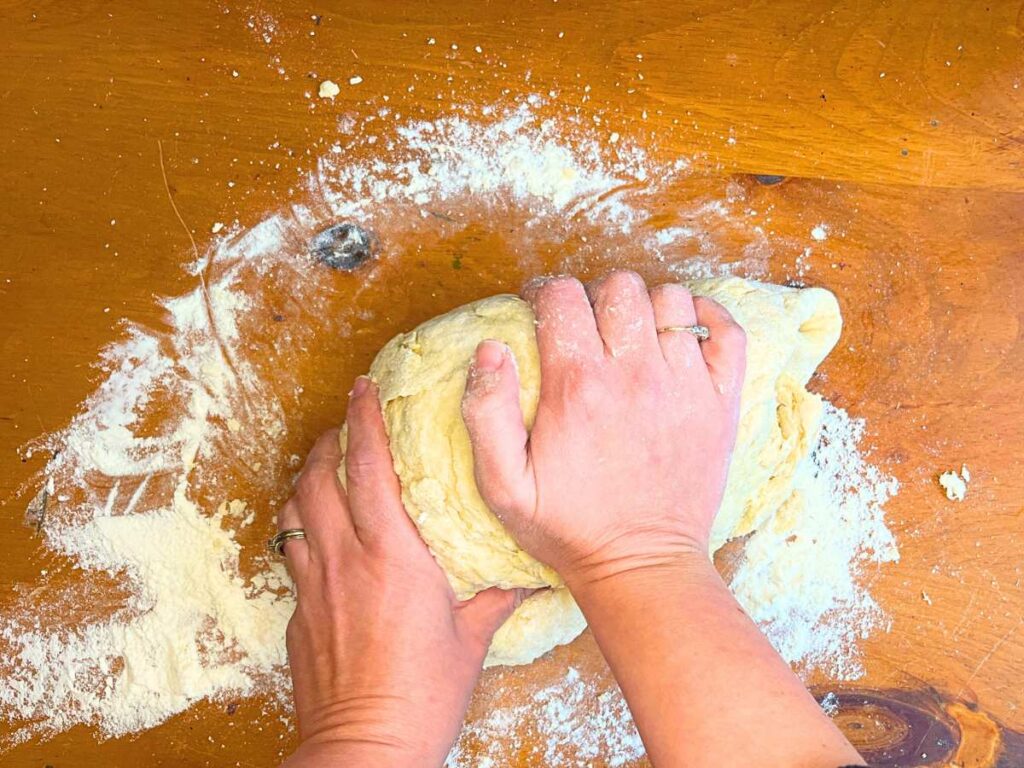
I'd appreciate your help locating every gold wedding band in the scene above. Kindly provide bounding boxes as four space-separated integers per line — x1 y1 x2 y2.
656 324 710 342
268 528 306 557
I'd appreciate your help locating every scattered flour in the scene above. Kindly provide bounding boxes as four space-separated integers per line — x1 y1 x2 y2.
811 223 829 241
446 669 643 768
314 100 672 229
730 402 900 680
820 691 840 716
2 98 899 763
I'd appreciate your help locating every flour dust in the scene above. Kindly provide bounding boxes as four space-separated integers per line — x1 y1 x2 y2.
2 98 897 764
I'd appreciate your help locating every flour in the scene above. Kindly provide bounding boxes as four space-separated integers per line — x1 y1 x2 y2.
4 271 293 744
3 98 898 762
730 402 900 679
314 101 675 232
446 669 644 768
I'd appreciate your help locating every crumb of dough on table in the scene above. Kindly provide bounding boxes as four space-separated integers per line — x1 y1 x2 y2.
318 79 340 98
938 464 970 502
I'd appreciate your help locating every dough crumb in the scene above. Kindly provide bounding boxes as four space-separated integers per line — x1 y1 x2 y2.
211 222 224 234
938 467 968 501
318 79 340 98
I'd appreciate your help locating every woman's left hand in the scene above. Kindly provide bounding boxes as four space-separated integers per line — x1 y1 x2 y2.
280 376 526 768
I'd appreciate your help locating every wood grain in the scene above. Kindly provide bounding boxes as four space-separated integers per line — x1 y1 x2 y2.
2 2 1023 766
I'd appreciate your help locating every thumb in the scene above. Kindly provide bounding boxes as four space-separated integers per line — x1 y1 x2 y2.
461 340 536 521
456 586 534 643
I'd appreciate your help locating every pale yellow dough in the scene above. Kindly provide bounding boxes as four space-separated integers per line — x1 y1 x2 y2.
343 277 842 667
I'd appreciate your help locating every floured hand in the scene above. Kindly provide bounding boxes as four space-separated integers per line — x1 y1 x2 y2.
461 270 746 587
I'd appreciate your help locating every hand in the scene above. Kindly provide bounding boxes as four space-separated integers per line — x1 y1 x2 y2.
462 272 863 768
280 378 527 768
460 271 746 586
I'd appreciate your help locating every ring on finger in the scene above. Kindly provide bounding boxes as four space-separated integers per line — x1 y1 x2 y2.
268 528 306 557
656 324 710 342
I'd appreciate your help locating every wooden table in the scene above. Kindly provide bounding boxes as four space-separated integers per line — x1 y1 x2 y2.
2 2 1022 765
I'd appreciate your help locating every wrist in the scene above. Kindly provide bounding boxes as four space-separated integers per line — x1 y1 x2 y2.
284 736 428 768
561 534 715 595
291 692 456 768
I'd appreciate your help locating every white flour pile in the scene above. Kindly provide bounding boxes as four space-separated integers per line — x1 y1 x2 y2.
2 98 898 762
730 403 899 679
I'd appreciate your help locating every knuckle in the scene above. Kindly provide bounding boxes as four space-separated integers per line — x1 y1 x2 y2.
606 269 644 288
345 453 388 483
485 484 530 518
572 368 607 409
295 466 329 502
651 283 694 313
664 282 694 303
318 562 346 595
314 428 343 457
539 275 584 302
693 295 720 313
596 270 644 299
277 499 300 529
285 615 302 647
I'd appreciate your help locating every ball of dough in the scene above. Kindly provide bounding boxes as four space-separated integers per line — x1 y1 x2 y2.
347 277 842 667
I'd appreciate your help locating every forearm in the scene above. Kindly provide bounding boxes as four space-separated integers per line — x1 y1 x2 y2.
568 554 864 768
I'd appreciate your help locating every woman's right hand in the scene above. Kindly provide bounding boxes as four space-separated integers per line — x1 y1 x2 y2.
462 272 865 768
460 271 746 586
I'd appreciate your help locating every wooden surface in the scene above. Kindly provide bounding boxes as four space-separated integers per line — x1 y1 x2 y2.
2 1 1024 766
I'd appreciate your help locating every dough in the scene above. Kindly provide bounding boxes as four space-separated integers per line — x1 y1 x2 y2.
345 277 842 667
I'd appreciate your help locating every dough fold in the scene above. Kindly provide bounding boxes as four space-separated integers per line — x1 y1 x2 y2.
344 277 842 666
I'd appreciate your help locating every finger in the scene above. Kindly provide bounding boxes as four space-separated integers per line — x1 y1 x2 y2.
649 283 703 371
456 587 535 643
585 271 659 359
293 428 355 562
461 340 537 519
276 498 310 584
693 296 747 403
344 376 421 546
522 276 603 379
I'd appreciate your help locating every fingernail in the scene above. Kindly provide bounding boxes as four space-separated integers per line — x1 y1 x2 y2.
522 275 551 292
474 340 506 373
521 274 555 298
514 587 539 608
351 375 371 397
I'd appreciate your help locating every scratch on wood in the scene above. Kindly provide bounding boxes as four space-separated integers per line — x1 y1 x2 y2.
911 619 1022 761
156 139 255 418
157 139 199 262
949 589 979 642
957 617 1023 698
